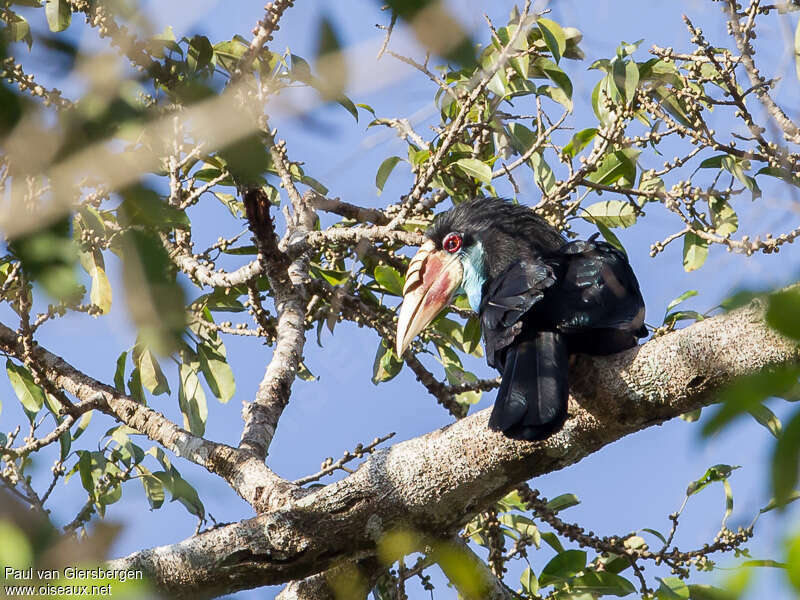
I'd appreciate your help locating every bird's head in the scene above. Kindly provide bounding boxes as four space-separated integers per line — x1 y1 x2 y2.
395 198 564 356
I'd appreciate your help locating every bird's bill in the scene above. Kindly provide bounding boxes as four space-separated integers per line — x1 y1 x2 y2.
396 240 463 356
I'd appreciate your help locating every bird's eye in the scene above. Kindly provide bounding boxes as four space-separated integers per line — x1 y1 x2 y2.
443 232 462 253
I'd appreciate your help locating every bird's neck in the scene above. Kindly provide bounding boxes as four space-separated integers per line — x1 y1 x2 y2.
459 241 487 312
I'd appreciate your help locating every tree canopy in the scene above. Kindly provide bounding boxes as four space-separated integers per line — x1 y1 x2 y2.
0 1 799 599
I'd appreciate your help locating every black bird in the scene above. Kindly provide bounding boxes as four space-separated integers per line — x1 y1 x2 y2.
396 198 647 441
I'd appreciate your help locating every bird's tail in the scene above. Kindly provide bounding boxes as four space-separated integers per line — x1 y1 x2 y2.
488 331 568 441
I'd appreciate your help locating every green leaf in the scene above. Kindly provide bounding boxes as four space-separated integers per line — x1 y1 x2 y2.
680 408 702 422
682 230 708 272
178 361 207 436
197 343 235 403
133 344 170 396
119 185 190 231
698 155 726 169
539 84 573 112
374 265 404 296
297 361 316 381
168 471 206 521
773 410 800 505
497 489 527 511
795 18 800 82
356 103 375 117
572 572 635 596
687 584 737 600
757 166 800 187
7 12 32 48
120 230 186 354
10 216 81 302
545 493 580 513
759 490 800 513
657 577 690 599
45 0 71 32
6 360 45 414
650 84 692 127
499 514 540 546
59 430 70 461
127 368 145 404
214 192 244 217
722 478 734 528
686 464 740 497
73 411 92 440
582 200 636 228
537 18 566 64
766 287 800 340
665 290 698 316
315 16 347 100
375 156 402 194
539 549 587 585
506 122 536 153
748 403 782 438
787 533 800 591
372 339 402 384
187 35 213 72
541 532 564 553
740 559 787 569
616 60 639 103
709 197 738 236
642 528 667 544
520 567 538 595
530 152 555 194
454 158 492 184
721 157 761 200
463 317 482 356
80 249 112 314
113 351 127 393
586 149 638 186
149 26 181 58
0 520 33 571
588 218 626 253
592 74 616 125
301 175 329 195
136 466 165 510
535 57 573 100
703 366 800 436
563 128 597 158
639 171 665 196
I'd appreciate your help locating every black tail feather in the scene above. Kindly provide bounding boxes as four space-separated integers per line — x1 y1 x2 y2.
488 331 568 441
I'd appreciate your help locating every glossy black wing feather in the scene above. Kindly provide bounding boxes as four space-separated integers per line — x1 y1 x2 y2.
480 260 555 369
488 331 568 441
544 239 646 353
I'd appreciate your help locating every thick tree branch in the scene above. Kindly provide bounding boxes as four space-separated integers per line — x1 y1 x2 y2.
108 299 799 598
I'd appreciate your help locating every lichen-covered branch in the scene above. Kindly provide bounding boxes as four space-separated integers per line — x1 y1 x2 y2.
108 299 799 598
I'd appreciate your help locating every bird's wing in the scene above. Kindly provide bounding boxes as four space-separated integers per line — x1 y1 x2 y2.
547 238 646 335
480 260 555 369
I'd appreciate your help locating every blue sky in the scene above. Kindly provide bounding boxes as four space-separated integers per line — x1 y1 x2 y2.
3 1 800 598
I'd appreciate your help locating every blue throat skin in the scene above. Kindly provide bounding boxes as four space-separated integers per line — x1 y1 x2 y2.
458 241 487 312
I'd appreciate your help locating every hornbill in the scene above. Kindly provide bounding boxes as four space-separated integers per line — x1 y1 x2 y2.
395 198 647 441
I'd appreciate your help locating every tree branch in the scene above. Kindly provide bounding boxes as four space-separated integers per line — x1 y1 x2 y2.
239 188 308 460
0 320 296 510
108 299 799 598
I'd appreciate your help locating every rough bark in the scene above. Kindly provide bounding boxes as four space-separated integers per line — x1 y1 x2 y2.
107 299 799 598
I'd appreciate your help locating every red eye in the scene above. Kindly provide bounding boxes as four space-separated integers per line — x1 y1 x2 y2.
443 233 462 253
